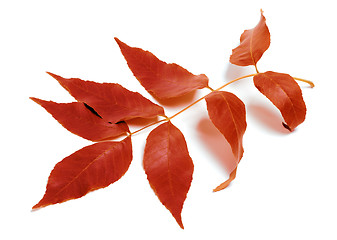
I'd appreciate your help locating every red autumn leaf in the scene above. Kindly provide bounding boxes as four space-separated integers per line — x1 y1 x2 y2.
33 137 132 209
115 37 209 99
143 121 193 229
205 91 247 160
30 97 129 141
46 72 165 123
253 71 306 131
230 10 270 67
205 91 247 191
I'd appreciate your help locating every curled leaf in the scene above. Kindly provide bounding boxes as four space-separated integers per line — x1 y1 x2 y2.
115 37 209 99
230 10 270 67
205 91 247 160
47 72 165 123
205 91 247 191
33 137 133 209
253 71 306 131
143 122 193 229
213 167 237 192
30 97 128 141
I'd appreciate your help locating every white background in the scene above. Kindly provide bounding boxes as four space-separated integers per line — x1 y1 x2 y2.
1 0 336 239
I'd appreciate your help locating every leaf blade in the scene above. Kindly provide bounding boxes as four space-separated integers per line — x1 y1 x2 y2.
115 37 209 99
253 71 306 130
143 122 194 228
205 91 247 160
30 97 129 141
46 72 165 123
33 137 132 209
230 10 270 66
205 91 247 190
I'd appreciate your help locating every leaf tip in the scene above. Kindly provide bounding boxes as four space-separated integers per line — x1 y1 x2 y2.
32 201 44 210
32 200 53 210
46 72 65 83
46 71 58 78
213 168 238 192
32 195 52 210
114 37 124 48
178 222 184 230
212 184 228 192
31 204 39 210
29 97 42 105
282 122 293 132
173 214 184 229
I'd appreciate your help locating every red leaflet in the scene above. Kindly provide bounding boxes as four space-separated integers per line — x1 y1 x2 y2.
143 122 194 229
115 37 209 99
205 91 247 160
33 137 132 209
47 72 165 123
230 10 270 67
205 91 247 191
253 71 306 131
30 98 129 141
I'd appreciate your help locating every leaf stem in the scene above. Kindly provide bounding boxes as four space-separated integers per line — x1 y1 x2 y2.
129 74 256 136
168 96 206 120
206 86 215 91
129 119 167 136
128 73 314 136
214 73 257 92
254 64 259 74
169 73 257 120
293 77 315 88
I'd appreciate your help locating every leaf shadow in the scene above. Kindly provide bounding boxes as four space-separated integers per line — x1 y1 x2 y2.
225 63 252 82
247 103 290 134
126 117 158 127
154 90 197 108
197 117 238 174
